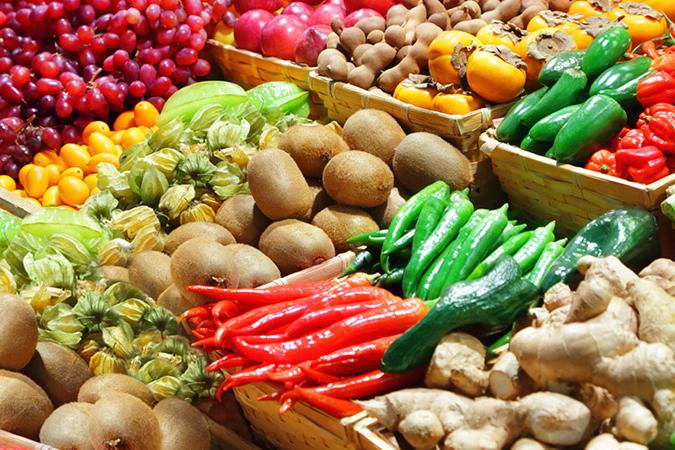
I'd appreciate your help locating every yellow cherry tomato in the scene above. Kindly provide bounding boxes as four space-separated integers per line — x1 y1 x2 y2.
88 132 116 155
608 4 667 46
133 101 160 127
53 156 67 169
121 127 146 148
89 153 120 173
568 0 609 18
60 144 91 170
44 164 62 186
432 93 484 115
393 80 438 110
59 167 84 181
84 174 98 191
18 164 36 187
113 111 136 131
32 150 57 167
429 31 483 85
0 175 16 191
24 166 49 198
466 47 526 103
111 131 125 145
82 121 111 141
13 189 27 198
475 23 523 51
41 185 62 207
213 22 235 45
58 176 90 207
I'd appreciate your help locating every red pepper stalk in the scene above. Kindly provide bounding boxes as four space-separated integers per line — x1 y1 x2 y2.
637 70 675 107
616 146 671 184
233 298 430 365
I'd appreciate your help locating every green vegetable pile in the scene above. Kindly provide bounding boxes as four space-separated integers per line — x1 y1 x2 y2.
0 208 221 402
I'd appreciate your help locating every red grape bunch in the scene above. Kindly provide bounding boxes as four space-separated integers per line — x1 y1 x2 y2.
0 0 232 178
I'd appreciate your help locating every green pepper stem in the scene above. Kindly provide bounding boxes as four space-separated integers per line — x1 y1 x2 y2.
423 299 439 310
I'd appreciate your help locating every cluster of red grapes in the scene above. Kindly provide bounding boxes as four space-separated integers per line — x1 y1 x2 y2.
0 0 232 178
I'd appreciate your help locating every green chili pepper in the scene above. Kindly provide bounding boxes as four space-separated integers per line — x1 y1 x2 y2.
513 221 556 274
526 238 567 289
384 229 416 256
376 268 404 287
597 70 655 106
391 246 412 270
589 57 651 95
527 104 583 142
341 249 377 276
582 27 632 80
346 229 387 247
519 68 588 127
416 209 488 300
520 136 550 155
487 328 514 358
498 222 526 246
402 191 475 298
546 94 627 164
538 50 585 86
468 230 534 280
411 195 450 255
381 181 449 272
439 204 510 293
496 87 548 144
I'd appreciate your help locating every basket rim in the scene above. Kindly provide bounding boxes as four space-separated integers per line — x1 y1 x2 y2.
207 40 316 70
479 130 675 191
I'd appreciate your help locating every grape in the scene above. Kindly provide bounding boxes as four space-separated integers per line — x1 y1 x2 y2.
41 127 62 149
9 65 29 86
40 95 56 110
36 78 62 95
129 80 146 97
0 123 16 144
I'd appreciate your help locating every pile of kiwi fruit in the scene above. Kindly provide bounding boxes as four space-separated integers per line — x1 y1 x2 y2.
0 293 215 450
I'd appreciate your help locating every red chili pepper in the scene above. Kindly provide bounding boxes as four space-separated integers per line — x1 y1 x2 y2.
284 296 399 338
298 362 343 385
233 299 428 364
637 103 675 129
187 280 337 304
637 70 675 107
258 390 284 401
311 335 401 376
642 40 660 59
179 305 210 322
652 51 675 74
279 387 363 418
585 149 621 177
267 366 306 384
211 300 241 324
206 354 255 372
640 110 675 154
308 367 425 399
216 363 286 398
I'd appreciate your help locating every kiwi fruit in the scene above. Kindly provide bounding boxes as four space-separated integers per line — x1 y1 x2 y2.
39 402 94 450
170 238 240 305
0 369 53 439
312 206 379 252
393 132 473 193
127 251 172 300
259 220 335 275
193 395 252 440
0 293 37 370
371 187 408 227
305 180 333 220
78 374 154 406
342 109 406 165
154 397 210 450
157 284 194 316
278 123 349 177
221 244 281 287
215 194 270 246
24 342 92 406
164 222 235 255
322 151 394 208
89 392 161 450
247 148 312 220
98 265 129 282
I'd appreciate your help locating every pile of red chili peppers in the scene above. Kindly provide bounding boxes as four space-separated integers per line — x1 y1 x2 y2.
179 273 429 418
587 43 675 184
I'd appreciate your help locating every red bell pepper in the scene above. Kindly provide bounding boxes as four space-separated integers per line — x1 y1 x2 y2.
637 103 675 129
640 109 675 154
585 149 621 177
616 146 671 184
651 51 675 75
637 70 675 107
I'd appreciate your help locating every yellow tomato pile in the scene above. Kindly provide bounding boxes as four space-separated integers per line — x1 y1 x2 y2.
1 101 159 210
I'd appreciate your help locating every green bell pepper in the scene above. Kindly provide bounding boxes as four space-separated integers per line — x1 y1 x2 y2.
539 50 585 86
520 136 550 154
597 70 656 106
520 68 588 127
527 104 583 142
582 27 632 80
496 87 548 144
589 57 652 95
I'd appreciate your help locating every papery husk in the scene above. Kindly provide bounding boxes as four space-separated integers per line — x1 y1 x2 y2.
138 165 169 207
72 292 119 332
102 281 152 306
0 262 17 294
140 306 180 336
79 338 102 362
24 252 76 290
39 328 82 349
89 350 127 375
179 203 215 224
111 298 150 325
81 190 119 222
174 154 216 187
110 206 161 239
119 142 153 172
212 145 255 168
131 224 166 253
96 163 137 205
52 233 94 266
137 358 182 383
199 193 221 212
148 118 186 150
158 184 196 220
141 147 185 177
147 375 182 401
20 285 70 313
207 118 250 151
102 321 136 359
179 357 223 400
97 239 133 267
40 302 85 335
188 104 227 132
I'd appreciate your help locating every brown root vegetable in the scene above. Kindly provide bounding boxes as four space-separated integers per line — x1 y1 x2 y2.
424 0 447 17
449 1 482 26
627 278 675 351
387 4 409 26
481 0 501 12
340 27 366 54
326 32 340 49
578 384 618 421
401 4 429 45
348 42 397 89
585 433 649 450
425 333 488 397
378 23 443 93
399 410 444 449
453 18 489 34
489 351 531 400
352 43 371 65
89 392 161 450
481 0 522 23
549 0 572 11
614 396 658 445
0 293 37 370
39 402 94 450
154 397 210 450
368 29 385 44
385 25 407 49
317 49 350 81
428 12 450 29
511 438 558 450
396 45 412 62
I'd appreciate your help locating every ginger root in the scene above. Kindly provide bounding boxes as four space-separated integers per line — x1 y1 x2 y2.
585 433 649 450
425 332 488 397
489 351 532 400
511 438 558 450
614 396 658 445
627 277 675 351
639 258 675 296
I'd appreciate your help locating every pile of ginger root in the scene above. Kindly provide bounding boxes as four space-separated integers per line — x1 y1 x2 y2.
359 256 675 450
317 0 574 93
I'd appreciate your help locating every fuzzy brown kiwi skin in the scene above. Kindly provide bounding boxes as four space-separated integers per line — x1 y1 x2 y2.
342 109 406 165
154 397 210 450
164 222 235 255
278 123 349 177
157 284 195 316
39 402 95 450
322 150 394 208
221 244 281 288
311 205 379 252
215 194 270 246
370 187 408 227
89 392 162 450
0 293 38 370
0 369 54 439
78 374 155 406
259 220 336 275
127 251 172 300
23 342 92 406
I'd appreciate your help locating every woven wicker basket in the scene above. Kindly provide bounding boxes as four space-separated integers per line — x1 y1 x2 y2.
479 131 675 241
308 72 513 157
207 40 326 118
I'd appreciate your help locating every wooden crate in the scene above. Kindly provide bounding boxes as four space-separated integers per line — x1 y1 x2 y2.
207 40 326 119
308 72 513 157
479 131 675 245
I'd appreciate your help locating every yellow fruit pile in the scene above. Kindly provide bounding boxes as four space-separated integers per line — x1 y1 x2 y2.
2 101 159 209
